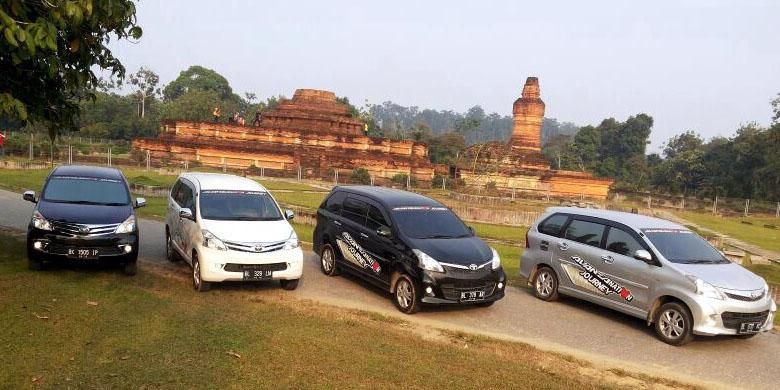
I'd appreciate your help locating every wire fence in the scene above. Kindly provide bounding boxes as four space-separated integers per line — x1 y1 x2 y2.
612 190 780 218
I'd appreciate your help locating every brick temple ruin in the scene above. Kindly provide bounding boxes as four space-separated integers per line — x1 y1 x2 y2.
132 89 436 181
456 77 612 198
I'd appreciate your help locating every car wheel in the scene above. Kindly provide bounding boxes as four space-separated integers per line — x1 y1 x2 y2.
192 253 211 292
280 279 299 290
393 274 420 314
533 266 559 301
122 261 137 276
165 230 179 262
654 302 694 346
320 244 339 276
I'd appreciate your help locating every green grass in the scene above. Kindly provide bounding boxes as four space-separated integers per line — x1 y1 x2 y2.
272 191 326 210
135 196 167 220
0 231 686 389
469 221 526 243
256 179 326 192
492 243 524 286
291 222 313 244
676 211 780 253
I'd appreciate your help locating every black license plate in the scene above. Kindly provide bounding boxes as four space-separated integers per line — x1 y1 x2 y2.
243 269 273 281
738 321 763 334
66 248 100 259
460 290 485 302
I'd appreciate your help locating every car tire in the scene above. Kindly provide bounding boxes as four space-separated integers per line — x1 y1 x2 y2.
280 279 299 290
654 301 694 346
320 244 339 276
165 229 179 262
122 261 137 276
393 274 420 314
533 266 559 301
192 253 211 292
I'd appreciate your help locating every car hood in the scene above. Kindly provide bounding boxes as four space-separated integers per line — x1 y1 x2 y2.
407 236 492 266
37 201 131 225
674 262 765 290
200 219 294 243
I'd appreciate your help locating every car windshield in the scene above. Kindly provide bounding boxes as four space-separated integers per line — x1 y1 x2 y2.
392 206 471 239
200 190 282 221
42 176 130 205
643 229 730 264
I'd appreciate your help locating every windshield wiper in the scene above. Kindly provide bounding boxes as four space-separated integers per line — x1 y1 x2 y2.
423 234 455 239
680 259 722 264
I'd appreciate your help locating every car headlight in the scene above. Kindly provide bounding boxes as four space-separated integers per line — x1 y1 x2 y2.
283 231 300 250
31 210 52 231
413 249 444 273
114 215 136 233
202 229 227 251
687 275 725 300
763 282 769 299
491 247 501 270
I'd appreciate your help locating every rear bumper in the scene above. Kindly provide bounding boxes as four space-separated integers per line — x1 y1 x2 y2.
420 267 506 305
198 245 304 282
27 228 138 263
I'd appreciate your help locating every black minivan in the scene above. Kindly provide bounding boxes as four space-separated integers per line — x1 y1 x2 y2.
24 165 145 275
313 186 506 313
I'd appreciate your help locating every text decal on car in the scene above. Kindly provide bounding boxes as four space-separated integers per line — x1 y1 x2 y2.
572 256 633 302
337 232 381 274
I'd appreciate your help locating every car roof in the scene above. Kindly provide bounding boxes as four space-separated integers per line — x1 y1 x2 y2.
179 172 267 192
335 186 442 209
544 207 685 230
51 164 124 180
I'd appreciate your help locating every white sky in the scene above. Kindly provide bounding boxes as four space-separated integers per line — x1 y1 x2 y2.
109 0 780 150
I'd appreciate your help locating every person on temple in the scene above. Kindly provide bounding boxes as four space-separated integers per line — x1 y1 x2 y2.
213 106 221 122
237 114 245 126
253 110 262 126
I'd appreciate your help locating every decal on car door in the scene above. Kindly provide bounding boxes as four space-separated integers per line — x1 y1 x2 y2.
561 256 633 302
336 232 381 274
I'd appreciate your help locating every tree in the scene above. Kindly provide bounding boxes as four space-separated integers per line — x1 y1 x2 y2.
161 89 232 122
663 130 703 159
0 0 142 140
128 67 160 118
162 65 235 101
771 92 780 123
427 132 465 165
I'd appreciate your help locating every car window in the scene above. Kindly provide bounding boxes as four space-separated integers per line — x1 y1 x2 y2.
324 191 346 214
180 183 195 211
171 180 182 203
644 229 729 264
366 204 390 231
538 214 568 236
563 219 605 247
200 191 282 221
605 227 644 257
342 197 368 225
42 176 130 205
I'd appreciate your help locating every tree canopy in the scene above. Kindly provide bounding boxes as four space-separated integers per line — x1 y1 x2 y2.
0 0 141 139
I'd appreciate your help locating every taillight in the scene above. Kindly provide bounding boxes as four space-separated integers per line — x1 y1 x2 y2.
525 228 530 249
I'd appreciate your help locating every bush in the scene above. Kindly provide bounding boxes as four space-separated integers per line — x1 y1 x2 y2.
391 173 417 187
432 174 445 188
350 168 371 185
486 181 497 191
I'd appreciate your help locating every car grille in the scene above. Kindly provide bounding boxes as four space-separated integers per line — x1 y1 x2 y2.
440 282 496 300
725 291 765 302
721 311 769 329
51 221 120 237
441 261 492 277
223 240 286 253
223 262 287 273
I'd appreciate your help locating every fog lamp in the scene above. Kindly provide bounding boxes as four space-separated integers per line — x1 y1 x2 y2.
33 241 43 250
122 244 133 253
425 286 434 296
498 282 504 289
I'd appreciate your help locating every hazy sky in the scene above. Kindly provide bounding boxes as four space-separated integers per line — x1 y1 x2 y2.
110 0 780 150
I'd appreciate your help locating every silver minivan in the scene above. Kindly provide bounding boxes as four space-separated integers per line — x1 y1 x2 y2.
521 207 776 345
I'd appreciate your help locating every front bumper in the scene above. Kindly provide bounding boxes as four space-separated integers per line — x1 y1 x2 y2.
691 296 776 336
420 266 506 305
198 245 304 283
27 228 138 264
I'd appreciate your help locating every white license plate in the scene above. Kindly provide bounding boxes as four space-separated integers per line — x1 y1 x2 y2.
243 269 273 281
460 290 485 301
67 248 99 259
738 321 763 334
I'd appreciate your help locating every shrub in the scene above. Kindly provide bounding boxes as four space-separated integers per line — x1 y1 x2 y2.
350 168 372 185
391 173 417 187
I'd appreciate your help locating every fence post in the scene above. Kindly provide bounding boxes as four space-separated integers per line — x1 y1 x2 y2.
406 175 410 190
442 177 446 191
29 133 33 160
146 150 150 171
647 196 652 209
744 199 750 217
713 195 718 214
297 165 302 181
107 147 111 166
370 175 374 186
681 196 685 210
260 167 265 178
334 169 339 185
776 202 779 218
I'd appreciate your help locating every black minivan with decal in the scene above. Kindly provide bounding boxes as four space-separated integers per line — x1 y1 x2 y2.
24 165 145 275
313 186 506 313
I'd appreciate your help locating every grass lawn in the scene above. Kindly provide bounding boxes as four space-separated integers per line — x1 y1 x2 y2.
675 211 780 253
272 191 326 210
0 231 688 389
469 221 527 243
255 179 326 192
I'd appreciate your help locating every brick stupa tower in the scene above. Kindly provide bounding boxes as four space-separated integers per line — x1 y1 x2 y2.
510 77 545 151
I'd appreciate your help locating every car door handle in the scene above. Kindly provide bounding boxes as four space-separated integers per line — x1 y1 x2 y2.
601 255 614 264
360 233 369 239
558 242 569 251
333 220 342 226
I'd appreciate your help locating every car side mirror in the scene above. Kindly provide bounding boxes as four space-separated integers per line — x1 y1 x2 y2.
179 208 194 221
23 190 37 203
377 225 392 238
285 209 295 220
468 226 475 235
634 249 653 263
134 197 147 209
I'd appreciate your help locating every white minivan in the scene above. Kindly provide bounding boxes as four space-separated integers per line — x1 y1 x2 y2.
165 173 303 291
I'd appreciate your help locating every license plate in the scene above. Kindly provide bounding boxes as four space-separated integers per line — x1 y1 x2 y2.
738 321 763 334
460 290 485 301
243 269 273 281
67 248 99 259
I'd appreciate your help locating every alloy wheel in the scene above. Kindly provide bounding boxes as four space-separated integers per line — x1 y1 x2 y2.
536 270 553 297
396 279 413 309
322 247 334 273
659 308 685 339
